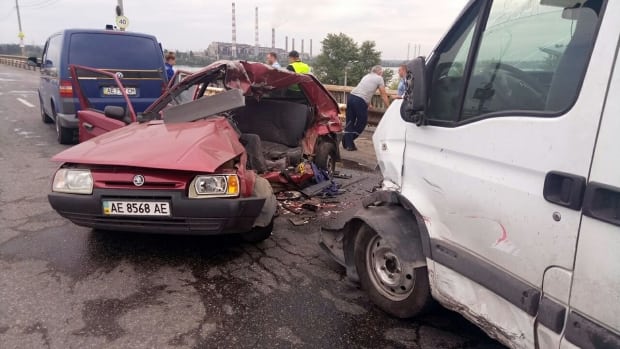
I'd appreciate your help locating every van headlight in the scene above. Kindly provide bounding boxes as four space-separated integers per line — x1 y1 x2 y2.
52 169 93 195
189 175 239 198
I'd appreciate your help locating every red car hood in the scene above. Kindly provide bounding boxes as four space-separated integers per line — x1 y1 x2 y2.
53 118 244 173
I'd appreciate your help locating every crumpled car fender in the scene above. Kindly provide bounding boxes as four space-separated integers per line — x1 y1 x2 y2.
320 194 427 282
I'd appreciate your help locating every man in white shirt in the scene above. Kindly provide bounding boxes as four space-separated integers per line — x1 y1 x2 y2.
342 65 390 151
266 52 281 69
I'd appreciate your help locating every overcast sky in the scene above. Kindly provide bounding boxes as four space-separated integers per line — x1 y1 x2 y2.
0 0 468 59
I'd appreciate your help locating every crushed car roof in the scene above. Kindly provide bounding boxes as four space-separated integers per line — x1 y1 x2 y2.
145 60 339 119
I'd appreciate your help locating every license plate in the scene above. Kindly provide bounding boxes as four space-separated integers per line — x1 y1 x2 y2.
102 87 137 96
102 200 170 216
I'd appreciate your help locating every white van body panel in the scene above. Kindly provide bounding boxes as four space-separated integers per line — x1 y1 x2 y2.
371 1 620 347
431 263 534 348
373 99 406 189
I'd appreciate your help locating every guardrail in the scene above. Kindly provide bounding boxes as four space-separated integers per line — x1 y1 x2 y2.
324 84 398 126
0 54 38 71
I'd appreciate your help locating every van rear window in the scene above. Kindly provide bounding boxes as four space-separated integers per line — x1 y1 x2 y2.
69 33 162 70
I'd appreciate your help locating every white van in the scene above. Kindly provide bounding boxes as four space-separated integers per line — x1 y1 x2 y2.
320 0 619 348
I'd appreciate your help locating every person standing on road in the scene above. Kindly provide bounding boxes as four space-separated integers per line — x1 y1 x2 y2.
397 64 408 98
286 50 310 73
266 52 281 69
342 65 391 151
165 52 176 81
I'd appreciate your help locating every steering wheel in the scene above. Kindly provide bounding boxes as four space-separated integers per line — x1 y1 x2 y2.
471 62 547 112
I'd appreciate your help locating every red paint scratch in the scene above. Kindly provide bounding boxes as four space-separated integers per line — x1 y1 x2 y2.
465 215 508 246
494 222 508 245
422 216 431 225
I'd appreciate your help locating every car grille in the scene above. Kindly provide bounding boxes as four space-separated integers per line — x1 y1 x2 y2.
61 212 228 233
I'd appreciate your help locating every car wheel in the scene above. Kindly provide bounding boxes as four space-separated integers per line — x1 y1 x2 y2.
55 111 74 145
314 141 337 174
354 224 432 318
40 96 53 124
241 219 274 243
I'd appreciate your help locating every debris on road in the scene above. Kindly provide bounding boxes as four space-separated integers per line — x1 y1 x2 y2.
289 216 311 226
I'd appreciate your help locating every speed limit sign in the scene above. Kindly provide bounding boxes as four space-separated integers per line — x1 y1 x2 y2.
115 15 129 29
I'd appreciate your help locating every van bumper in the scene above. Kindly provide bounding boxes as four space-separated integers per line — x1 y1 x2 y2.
56 113 78 129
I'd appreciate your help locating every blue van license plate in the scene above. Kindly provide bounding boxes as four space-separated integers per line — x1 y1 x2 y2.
102 87 137 96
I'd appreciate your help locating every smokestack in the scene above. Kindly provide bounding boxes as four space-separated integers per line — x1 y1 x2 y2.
285 36 288 52
301 39 304 55
310 39 313 58
231 2 237 58
271 28 275 49
254 6 259 56
292 38 295 51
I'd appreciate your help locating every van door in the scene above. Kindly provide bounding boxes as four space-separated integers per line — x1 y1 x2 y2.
39 35 61 117
560 40 620 349
400 0 613 346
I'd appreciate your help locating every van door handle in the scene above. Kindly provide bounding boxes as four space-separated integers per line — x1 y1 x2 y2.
543 171 586 210
83 122 94 131
582 182 620 227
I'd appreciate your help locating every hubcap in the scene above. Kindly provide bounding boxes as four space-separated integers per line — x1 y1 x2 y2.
366 235 416 301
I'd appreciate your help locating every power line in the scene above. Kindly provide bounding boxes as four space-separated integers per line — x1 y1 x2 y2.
0 7 16 20
21 0 60 10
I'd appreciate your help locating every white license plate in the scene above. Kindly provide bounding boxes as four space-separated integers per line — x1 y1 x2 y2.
102 87 137 96
102 200 170 216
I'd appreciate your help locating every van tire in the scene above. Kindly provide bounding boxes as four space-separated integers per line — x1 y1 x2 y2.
314 141 337 174
40 96 53 124
354 224 432 318
55 112 74 145
241 219 274 243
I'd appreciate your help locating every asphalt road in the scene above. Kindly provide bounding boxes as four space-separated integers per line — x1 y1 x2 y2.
0 65 504 349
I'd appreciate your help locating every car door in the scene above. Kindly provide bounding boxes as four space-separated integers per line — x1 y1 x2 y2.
70 65 137 142
560 37 620 349
400 0 612 346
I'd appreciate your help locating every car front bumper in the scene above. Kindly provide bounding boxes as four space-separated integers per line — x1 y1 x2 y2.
48 189 266 235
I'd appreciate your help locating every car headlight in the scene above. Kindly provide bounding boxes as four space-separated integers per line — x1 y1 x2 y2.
52 169 93 195
189 175 239 198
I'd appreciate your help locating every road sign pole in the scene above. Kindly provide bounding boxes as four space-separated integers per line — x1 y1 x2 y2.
117 0 125 31
15 0 25 56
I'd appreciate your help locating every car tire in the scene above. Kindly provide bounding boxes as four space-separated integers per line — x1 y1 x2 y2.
354 224 433 318
40 96 53 124
241 218 274 243
314 141 337 174
54 110 75 145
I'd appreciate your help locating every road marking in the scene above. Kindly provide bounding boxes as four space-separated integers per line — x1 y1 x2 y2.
9 90 36 94
17 98 34 108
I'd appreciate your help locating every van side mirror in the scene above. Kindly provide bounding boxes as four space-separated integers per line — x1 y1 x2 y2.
27 57 41 68
104 106 128 123
400 56 427 125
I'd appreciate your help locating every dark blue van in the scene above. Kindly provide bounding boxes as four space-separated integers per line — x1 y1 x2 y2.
30 29 167 144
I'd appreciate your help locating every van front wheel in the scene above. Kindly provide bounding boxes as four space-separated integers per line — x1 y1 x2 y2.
354 224 432 318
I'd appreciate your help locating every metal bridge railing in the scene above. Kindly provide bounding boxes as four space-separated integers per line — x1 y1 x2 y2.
0 55 38 71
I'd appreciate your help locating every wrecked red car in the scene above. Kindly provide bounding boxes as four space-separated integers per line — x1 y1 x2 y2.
47 61 342 240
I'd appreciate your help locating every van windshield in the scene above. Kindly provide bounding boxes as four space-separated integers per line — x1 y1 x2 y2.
68 33 162 70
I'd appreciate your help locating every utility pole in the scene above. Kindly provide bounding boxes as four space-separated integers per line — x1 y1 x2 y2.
15 0 25 56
